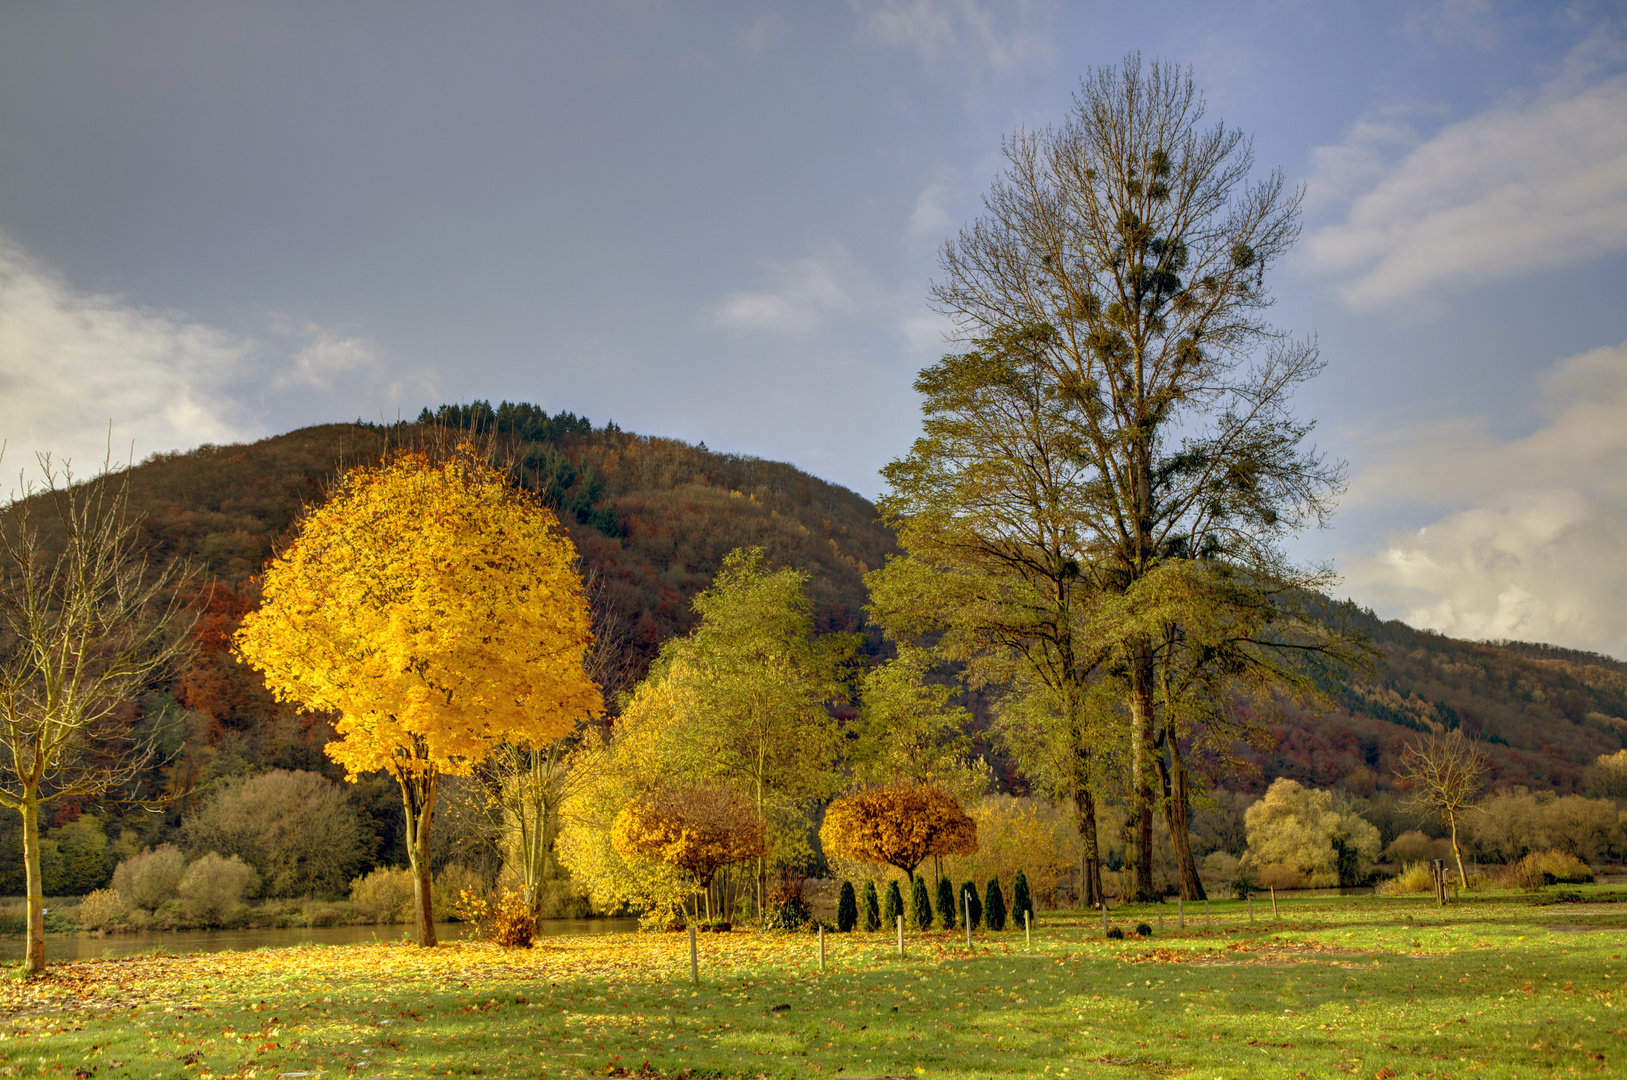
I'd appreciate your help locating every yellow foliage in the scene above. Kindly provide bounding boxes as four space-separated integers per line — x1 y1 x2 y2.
819 784 976 879
453 887 535 947
611 785 765 888
236 444 602 780
942 795 1076 903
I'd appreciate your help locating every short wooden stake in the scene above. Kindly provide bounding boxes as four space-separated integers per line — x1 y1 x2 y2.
689 926 698 986
1248 894 1254 923
1101 898 1109 937
1024 909 1031 948
1158 902 1164 932
1178 895 1184 929
963 890 972 949
1270 886 1278 919
896 914 904 958
1205 898 1210 926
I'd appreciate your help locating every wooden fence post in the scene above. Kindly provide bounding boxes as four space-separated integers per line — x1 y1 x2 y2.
689 926 698 987
963 890 972 949
818 925 826 972
896 914 904 958
1178 896 1184 929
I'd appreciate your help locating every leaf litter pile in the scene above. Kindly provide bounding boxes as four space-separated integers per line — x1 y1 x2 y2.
3 892 1624 1079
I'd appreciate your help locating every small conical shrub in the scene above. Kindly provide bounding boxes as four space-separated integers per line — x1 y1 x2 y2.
1012 869 1033 927
910 875 933 931
837 880 858 933
883 879 905 929
962 880 982 929
861 879 881 931
985 876 1007 931
935 876 957 930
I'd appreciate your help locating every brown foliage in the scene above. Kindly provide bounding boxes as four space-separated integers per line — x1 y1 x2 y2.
610 785 765 888
819 784 977 879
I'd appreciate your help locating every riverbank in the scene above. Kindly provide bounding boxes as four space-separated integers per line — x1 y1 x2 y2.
3 886 1622 1078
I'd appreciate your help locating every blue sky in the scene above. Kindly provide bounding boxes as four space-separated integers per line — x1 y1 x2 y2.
2 1 1625 656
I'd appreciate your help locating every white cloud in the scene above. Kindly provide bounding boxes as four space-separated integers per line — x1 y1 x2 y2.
1338 339 1627 659
0 231 431 491
704 243 884 337
850 0 1054 76
1305 36 1627 312
0 233 254 480
737 11 789 57
1401 0 1502 50
907 169 958 242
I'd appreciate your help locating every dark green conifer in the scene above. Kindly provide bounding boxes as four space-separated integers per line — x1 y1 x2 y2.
985 876 1007 931
861 879 881 931
883 879 905 928
935 876 957 930
962 880 982 929
837 880 858 932
1012 869 1033 927
911 876 933 930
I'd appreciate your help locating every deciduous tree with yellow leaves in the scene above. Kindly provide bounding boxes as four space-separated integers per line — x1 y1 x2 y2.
236 442 601 946
820 783 977 884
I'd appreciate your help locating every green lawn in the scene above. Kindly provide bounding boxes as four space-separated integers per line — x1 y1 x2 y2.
3 887 1622 1079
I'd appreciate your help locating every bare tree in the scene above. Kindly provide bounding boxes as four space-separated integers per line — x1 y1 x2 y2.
0 459 193 973
892 56 1349 900
1398 729 1489 889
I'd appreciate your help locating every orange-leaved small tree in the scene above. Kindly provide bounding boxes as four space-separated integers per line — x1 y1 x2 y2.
611 784 765 920
820 783 977 885
236 441 601 946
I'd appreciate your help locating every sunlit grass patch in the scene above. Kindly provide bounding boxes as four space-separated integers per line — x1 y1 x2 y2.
0 887 1622 1078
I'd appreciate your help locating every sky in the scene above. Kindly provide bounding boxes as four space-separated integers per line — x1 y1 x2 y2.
1 1 1625 656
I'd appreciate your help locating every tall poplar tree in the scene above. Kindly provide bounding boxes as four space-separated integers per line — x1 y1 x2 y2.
651 547 856 917
883 57 1348 900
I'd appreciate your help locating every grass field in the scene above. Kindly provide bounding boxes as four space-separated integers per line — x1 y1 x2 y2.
2 887 1622 1079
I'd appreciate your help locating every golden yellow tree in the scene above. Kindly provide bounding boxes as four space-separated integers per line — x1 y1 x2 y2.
611 784 765 919
236 443 601 946
820 783 977 883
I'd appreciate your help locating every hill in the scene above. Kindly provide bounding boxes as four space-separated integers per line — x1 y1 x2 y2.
1240 611 1627 797
3 402 1624 892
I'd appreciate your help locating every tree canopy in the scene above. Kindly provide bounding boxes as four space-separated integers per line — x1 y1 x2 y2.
877 56 1353 901
819 784 978 881
236 441 601 944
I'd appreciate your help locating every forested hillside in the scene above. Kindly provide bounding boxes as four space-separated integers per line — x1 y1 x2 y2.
4 402 1624 895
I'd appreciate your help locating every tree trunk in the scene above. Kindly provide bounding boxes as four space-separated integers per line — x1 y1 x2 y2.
398 767 439 948
1162 759 1206 901
21 795 44 975
1074 775 1103 909
1128 651 1157 901
1449 814 1468 889
1158 729 1206 901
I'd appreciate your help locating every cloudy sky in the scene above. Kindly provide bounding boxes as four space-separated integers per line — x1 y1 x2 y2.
2 1 1625 656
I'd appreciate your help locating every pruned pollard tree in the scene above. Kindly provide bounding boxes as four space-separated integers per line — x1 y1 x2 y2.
820 783 978 883
895 56 1349 900
611 783 766 919
1398 730 1489 888
236 442 602 947
0 462 194 974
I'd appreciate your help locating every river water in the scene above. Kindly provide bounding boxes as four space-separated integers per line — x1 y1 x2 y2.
2 917 640 963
